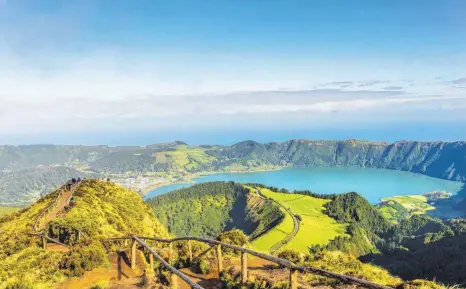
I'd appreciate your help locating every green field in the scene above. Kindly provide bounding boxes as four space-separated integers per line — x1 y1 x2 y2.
0 207 19 218
251 204 295 252
379 195 435 222
251 188 347 253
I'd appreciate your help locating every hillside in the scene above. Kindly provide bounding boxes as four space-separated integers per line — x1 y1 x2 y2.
147 181 466 286
0 179 168 289
252 187 347 253
2 139 466 206
146 182 284 238
206 139 466 182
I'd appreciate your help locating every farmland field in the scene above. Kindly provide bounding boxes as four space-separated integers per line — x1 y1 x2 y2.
251 188 347 253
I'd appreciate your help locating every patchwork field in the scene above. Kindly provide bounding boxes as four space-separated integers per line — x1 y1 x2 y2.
157 145 215 171
381 195 435 216
251 188 347 253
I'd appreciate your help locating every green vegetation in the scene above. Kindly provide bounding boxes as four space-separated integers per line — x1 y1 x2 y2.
252 188 346 253
380 195 434 219
251 203 294 252
363 216 466 286
0 166 94 206
0 206 19 217
158 144 216 171
0 179 168 289
46 180 167 241
3 139 466 209
310 192 391 257
303 191 466 286
146 182 283 238
221 249 403 289
378 192 454 224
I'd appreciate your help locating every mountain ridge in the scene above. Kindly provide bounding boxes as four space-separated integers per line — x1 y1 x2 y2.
1 139 465 206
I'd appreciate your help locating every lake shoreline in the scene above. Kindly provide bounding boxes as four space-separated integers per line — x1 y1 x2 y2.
141 165 284 198
143 166 465 204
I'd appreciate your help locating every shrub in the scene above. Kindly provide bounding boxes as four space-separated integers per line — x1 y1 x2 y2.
277 249 304 265
399 280 446 289
60 240 108 277
193 258 211 274
217 229 248 246
217 229 249 256
5 281 33 289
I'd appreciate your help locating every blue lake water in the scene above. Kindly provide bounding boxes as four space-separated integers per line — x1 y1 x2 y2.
144 167 464 204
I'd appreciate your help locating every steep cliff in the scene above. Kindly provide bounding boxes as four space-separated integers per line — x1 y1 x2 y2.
207 140 466 182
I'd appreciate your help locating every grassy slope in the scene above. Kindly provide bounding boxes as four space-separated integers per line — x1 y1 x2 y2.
0 206 19 217
251 205 294 252
0 180 168 289
251 188 347 253
48 180 168 238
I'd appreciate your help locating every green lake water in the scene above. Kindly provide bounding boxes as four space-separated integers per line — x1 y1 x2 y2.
145 167 464 204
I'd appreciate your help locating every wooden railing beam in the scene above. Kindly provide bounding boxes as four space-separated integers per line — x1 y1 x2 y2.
30 233 69 248
241 251 248 285
290 269 298 289
131 235 205 289
131 239 137 270
216 244 223 277
137 236 394 289
187 240 193 263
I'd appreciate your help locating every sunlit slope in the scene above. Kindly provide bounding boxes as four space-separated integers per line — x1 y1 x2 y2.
0 179 168 289
251 205 294 252
48 180 168 238
252 188 347 253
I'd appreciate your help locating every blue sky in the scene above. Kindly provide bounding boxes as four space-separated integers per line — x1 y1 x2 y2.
0 0 466 145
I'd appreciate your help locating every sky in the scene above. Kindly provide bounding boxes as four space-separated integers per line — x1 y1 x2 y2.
1 0 466 145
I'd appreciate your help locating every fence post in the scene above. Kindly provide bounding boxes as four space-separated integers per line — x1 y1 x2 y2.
149 253 154 272
289 269 298 289
117 252 122 281
187 240 193 263
42 236 47 250
171 273 178 289
216 244 223 277
131 239 137 270
169 242 173 265
241 251 248 285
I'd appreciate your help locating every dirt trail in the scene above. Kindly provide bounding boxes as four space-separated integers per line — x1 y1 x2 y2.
56 250 147 289
47 243 70 253
39 188 73 231
177 255 282 289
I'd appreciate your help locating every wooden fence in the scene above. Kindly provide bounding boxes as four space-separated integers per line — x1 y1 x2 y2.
106 235 394 289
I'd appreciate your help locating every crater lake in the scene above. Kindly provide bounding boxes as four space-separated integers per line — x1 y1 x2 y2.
144 167 464 204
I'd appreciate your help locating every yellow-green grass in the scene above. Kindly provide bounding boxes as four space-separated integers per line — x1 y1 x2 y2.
0 207 20 218
378 204 401 223
381 195 435 215
251 205 295 252
252 188 347 253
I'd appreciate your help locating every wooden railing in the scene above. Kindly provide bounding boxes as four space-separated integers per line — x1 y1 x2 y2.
132 236 204 289
30 232 70 250
32 189 63 232
107 235 394 289
31 180 81 249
